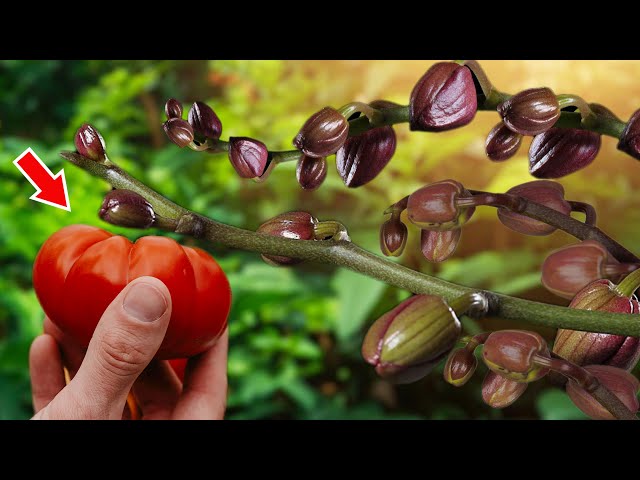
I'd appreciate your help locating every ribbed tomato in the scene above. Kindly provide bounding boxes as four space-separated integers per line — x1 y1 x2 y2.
33 225 231 359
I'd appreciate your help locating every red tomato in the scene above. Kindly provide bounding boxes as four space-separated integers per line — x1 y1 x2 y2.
33 225 232 359
169 358 188 382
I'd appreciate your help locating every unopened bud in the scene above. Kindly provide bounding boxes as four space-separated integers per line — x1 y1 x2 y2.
482 330 550 383
99 189 156 229
407 180 475 231
163 118 194 148
188 101 222 140
529 128 601 178
482 371 528 409
409 62 477 132
228 137 269 179
75 124 107 162
485 122 523 161
498 180 571 236
296 155 327 190
293 107 349 158
256 212 317 267
420 228 461 263
165 98 183 119
498 87 560 136
380 216 408 257
444 347 477 387
617 109 640 160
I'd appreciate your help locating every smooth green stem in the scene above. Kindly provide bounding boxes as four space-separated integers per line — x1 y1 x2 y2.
61 150 640 337
615 268 640 297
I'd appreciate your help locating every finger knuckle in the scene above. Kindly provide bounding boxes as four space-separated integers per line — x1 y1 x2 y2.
98 328 150 377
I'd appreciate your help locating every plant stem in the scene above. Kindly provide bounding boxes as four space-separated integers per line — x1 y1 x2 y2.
61 151 640 337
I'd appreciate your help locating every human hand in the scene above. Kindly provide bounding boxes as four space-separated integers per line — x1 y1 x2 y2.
29 276 228 420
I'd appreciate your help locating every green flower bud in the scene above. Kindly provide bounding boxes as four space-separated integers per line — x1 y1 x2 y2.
566 365 639 420
482 371 528 409
444 347 477 387
362 294 462 384
406 179 475 231
99 189 156 229
482 330 550 383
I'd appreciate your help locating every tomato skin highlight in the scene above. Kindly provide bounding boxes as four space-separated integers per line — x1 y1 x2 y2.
33 225 231 359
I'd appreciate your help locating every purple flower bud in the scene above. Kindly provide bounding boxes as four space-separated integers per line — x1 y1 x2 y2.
420 228 461 263
335 125 396 188
406 180 475 231
617 109 640 160
482 330 550 383
188 101 222 140
228 137 269 179
553 279 640 372
163 118 194 148
296 155 327 191
293 107 349 158
444 347 477 387
566 365 639 420
528 128 601 178
379 216 408 257
99 189 156 229
541 240 613 299
75 124 107 162
485 122 523 161
256 212 318 267
409 62 477 132
165 98 183 119
482 371 528 409
498 87 560 136
362 294 461 384
498 180 571 236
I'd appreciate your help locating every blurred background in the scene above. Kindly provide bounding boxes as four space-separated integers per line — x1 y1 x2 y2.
1 60 640 419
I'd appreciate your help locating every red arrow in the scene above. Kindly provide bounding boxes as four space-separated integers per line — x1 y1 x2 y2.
13 148 71 211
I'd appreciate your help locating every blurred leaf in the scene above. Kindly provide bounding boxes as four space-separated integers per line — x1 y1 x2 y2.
331 269 387 341
536 389 588 420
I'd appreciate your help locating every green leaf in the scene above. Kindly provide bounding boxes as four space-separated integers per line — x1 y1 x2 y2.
536 389 588 420
331 269 387 341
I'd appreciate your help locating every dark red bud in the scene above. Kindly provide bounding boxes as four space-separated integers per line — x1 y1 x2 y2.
498 87 560 136
335 125 396 188
380 216 408 257
420 228 461 263
257 212 318 267
497 180 571 236
485 122 523 161
188 101 222 140
99 189 156 229
163 118 194 148
409 62 477 132
165 98 183 119
75 124 107 162
407 179 475 231
296 155 327 191
566 365 639 420
541 240 612 299
482 371 528 409
617 109 640 160
228 137 269 179
529 128 601 178
482 330 550 383
443 347 477 387
293 107 349 158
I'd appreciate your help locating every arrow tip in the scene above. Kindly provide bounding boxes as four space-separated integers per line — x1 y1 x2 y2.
31 170 71 211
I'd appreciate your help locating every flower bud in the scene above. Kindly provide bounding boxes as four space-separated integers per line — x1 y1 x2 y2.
566 365 639 420
497 180 571 236
528 128 601 178
293 107 349 158
188 101 222 140
165 98 183 119
362 294 462 384
379 216 408 257
256 212 317 267
552 279 640 372
617 109 640 160
485 122 523 161
498 87 560 136
75 124 107 162
409 62 477 132
228 137 269 179
335 125 396 188
296 155 327 190
482 330 550 382
99 189 156 229
406 180 475 231
482 371 528 409
443 347 477 387
163 118 194 148
420 228 461 263
541 240 612 299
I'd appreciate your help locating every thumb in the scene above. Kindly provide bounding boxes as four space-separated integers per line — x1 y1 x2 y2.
61 276 172 419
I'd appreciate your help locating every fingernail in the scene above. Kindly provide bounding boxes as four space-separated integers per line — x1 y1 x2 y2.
123 282 168 322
